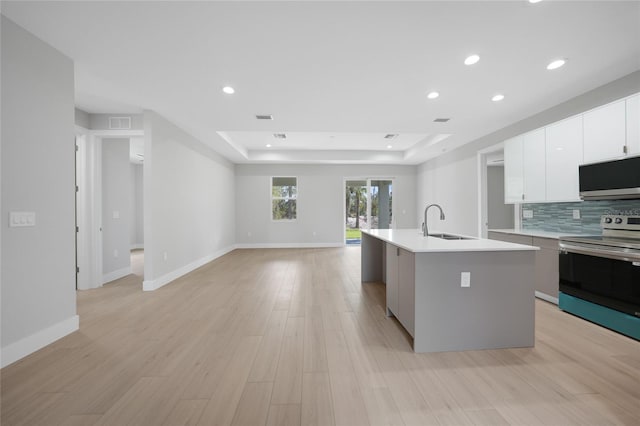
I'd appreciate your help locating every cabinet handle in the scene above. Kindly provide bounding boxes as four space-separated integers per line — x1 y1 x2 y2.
397 248 400 256
522 193 525 200
623 145 628 154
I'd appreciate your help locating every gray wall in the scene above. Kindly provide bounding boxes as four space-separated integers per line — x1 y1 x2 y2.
235 164 417 245
130 163 144 248
417 71 640 236
144 111 236 284
487 166 514 230
75 108 90 129
102 138 132 279
1 16 77 353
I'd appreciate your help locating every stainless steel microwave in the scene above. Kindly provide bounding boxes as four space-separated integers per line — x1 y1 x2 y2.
579 155 640 200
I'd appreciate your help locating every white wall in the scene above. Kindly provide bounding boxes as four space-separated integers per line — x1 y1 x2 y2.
143 111 236 291
130 163 144 248
417 71 640 236
102 138 132 282
1 16 78 367
235 164 417 246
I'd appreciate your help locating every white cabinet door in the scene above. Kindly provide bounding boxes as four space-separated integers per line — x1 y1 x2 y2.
627 94 640 156
545 115 583 202
583 100 626 163
385 243 399 316
522 128 546 202
504 135 524 203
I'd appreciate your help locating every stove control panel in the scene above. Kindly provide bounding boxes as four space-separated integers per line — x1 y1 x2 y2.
601 215 640 234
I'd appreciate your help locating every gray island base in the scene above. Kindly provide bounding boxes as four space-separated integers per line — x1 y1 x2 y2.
361 230 538 353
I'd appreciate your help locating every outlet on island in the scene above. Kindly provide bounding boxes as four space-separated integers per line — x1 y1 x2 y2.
461 272 471 288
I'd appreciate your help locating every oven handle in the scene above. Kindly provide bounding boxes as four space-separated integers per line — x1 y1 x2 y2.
559 242 640 263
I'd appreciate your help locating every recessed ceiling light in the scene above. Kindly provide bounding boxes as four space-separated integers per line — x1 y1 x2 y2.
492 94 505 102
529 0 543 4
464 54 480 65
266 144 272 148
387 145 393 149
547 59 566 70
222 86 235 94
427 91 440 99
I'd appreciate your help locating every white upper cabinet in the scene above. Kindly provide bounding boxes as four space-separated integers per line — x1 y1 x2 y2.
522 128 546 202
504 135 524 203
627 94 640 156
545 115 583 202
583 100 626 164
501 92 639 204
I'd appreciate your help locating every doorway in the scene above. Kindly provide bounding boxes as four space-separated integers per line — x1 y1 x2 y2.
344 178 393 245
477 145 515 238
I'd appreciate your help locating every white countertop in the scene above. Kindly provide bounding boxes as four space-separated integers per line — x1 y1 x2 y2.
488 229 590 240
362 229 539 253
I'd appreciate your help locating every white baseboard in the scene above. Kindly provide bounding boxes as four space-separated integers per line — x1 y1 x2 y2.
130 244 144 250
102 266 132 284
235 242 344 249
143 245 235 291
1 315 79 368
535 291 559 305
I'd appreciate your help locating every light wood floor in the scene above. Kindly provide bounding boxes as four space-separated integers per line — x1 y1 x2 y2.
2 247 640 425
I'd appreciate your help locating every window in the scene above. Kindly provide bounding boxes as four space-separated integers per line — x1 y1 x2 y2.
272 177 297 220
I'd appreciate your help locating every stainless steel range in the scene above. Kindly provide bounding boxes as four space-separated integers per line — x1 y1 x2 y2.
558 214 640 340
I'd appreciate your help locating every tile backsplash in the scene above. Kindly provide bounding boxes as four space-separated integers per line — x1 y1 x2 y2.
521 200 640 234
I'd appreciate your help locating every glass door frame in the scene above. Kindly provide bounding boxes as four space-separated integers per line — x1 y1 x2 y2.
343 177 395 246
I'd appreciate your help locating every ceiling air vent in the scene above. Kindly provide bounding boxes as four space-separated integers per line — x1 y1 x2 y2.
273 133 287 139
256 114 274 120
433 118 450 123
384 134 398 139
109 116 132 129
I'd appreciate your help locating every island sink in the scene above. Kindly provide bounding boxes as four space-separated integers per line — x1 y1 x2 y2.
428 233 474 240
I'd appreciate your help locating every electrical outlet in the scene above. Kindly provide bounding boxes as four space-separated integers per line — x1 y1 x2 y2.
312 231 317 237
247 231 252 237
461 272 471 288
572 209 581 219
522 210 533 219
163 251 168 261
113 210 120 219
113 249 119 258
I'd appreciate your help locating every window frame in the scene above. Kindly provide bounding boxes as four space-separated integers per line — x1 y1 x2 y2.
271 176 298 222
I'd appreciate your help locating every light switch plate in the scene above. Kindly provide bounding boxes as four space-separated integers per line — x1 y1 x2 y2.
461 272 471 288
113 210 120 219
572 209 581 219
522 210 533 219
9 211 36 227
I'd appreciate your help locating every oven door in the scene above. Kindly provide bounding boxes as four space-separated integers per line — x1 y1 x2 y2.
559 242 640 317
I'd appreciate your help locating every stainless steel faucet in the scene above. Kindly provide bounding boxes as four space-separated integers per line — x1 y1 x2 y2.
423 204 445 236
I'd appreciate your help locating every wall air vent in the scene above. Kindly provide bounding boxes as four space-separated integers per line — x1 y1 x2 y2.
256 114 274 120
433 118 450 123
108 116 132 129
273 133 287 139
384 134 398 139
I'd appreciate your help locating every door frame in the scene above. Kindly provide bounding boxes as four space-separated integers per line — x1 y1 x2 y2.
75 127 144 289
476 142 518 238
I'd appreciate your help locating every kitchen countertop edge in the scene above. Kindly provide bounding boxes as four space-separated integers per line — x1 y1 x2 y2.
363 229 539 253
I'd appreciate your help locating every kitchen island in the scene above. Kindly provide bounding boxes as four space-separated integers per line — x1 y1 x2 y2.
361 229 539 353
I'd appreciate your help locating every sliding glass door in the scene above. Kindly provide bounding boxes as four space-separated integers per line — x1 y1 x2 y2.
345 178 393 245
